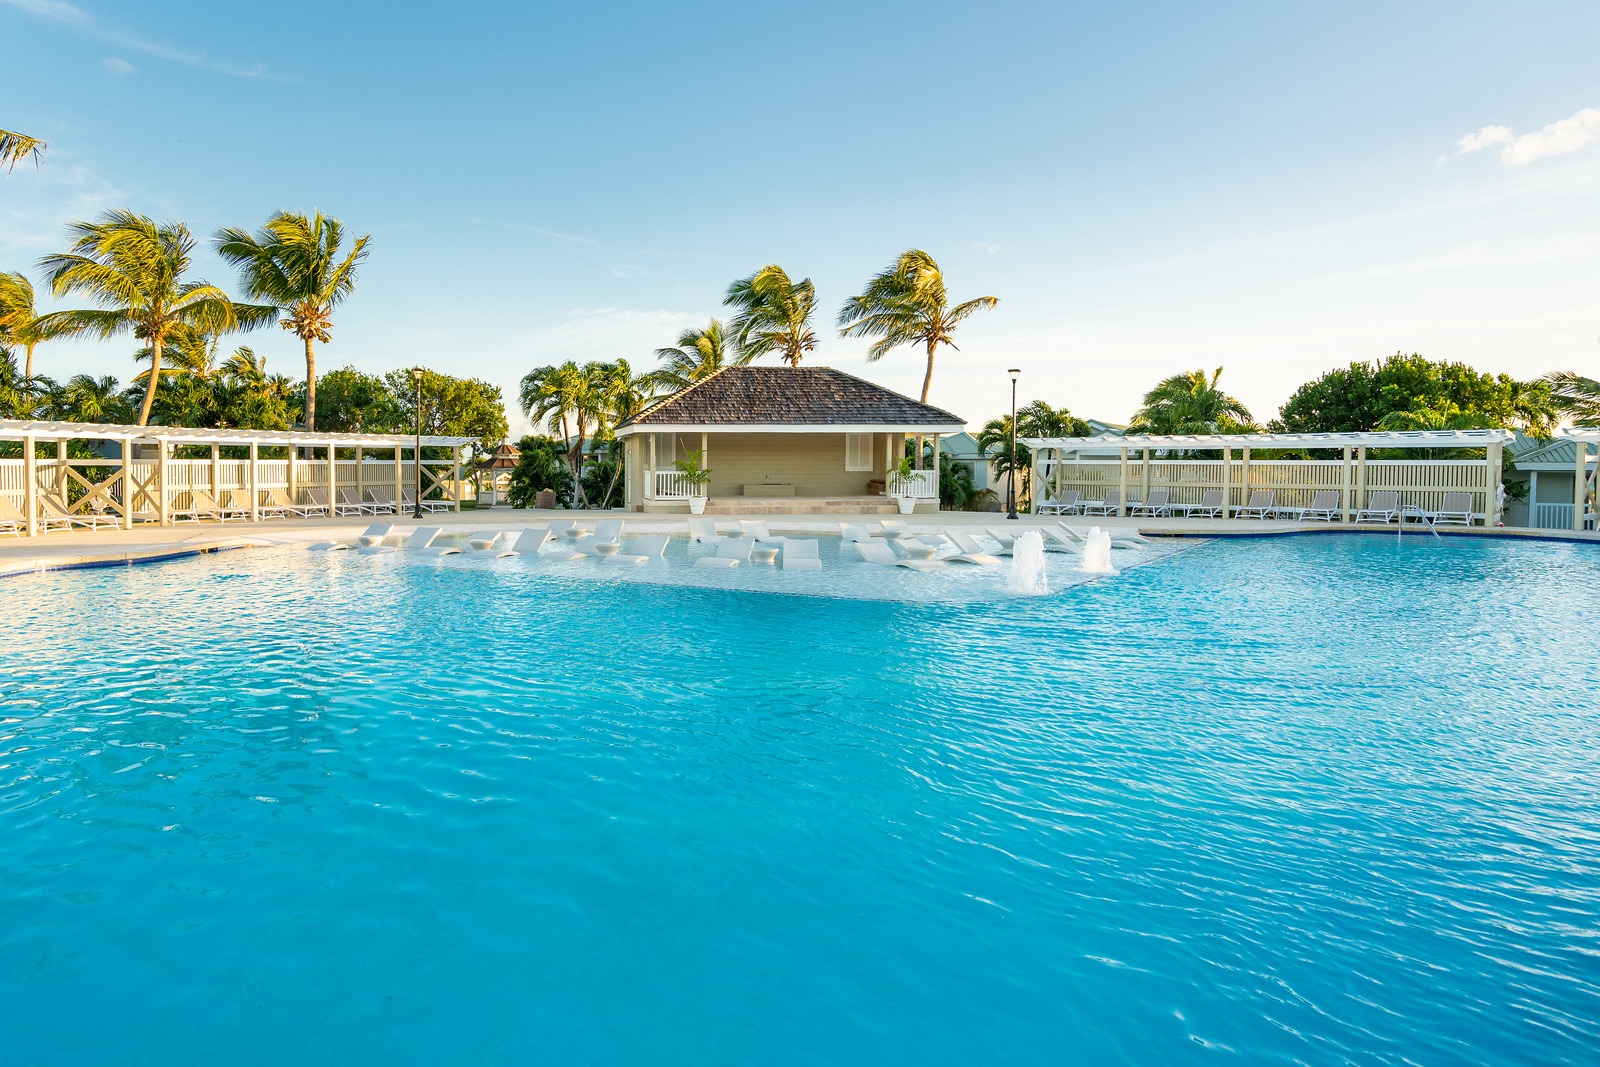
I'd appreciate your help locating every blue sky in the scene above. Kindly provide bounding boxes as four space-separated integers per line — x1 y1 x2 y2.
4 0 1599 435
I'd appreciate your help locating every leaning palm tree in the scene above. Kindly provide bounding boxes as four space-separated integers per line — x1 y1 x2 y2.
214 211 372 431
0 272 74 388
1547 371 1600 427
836 249 998 404
724 265 817 365
647 319 749 391
221 346 269 389
1 128 45 172
37 211 244 426
1128 367 1254 435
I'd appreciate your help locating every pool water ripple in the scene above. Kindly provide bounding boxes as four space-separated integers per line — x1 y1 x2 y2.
2 534 1598 1064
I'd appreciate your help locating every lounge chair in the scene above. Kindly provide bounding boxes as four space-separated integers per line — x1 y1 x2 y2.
1354 490 1400 524
1172 490 1224 518
1236 489 1275 519
1057 523 1149 548
943 530 1001 565
688 516 721 543
840 522 876 543
221 489 256 520
302 488 333 517
400 488 453 514
1429 492 1476 526
1039 526 1086 553
465 530 515 557
405 525 461 556
1128 488 1171 518
875 518 909 540
576 518 625 555
781 538 823 570
310 521 395 551
739 519 777 541
0 495 22 535
262 487 311 518
1037 490 1081 516
854 538 943 571
1277 490 1341 522
508 524 584 561
38 494 119 530
335 487 375 517
1081 490 1121 516
171 488 228 523
364 487 399 515
604 534 669 566
546 518 577 540
694 538 752 568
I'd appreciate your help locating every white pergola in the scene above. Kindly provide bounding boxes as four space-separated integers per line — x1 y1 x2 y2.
0 419 478 536
1556 429 1600 531
1021 429 1515 522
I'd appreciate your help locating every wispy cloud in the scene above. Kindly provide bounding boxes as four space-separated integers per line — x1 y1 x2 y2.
1455 106 1600 166
0 0 269 78
974 241 999 255
101 55 134 76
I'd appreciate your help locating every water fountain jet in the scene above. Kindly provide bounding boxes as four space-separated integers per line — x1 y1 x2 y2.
1006 531 1049 595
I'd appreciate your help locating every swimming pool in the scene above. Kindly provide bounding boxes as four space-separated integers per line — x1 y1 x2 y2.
3 534 1597 1065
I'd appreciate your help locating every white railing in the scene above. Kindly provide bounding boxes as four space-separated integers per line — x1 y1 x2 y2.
1533 503 1575 530
653 470 695 499
888 469 939 499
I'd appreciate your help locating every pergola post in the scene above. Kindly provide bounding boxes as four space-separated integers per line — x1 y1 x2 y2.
1574 440 1587 532
1356 446 1368 514
119 438 133 530
355 445 365 510
1241 446 1252 504
1140 448 1151 505
210 443 220 500
1221 447 1232 519
55 438 67 507
248 441 260 522
287 446 298 505
393 445 403 513
451 446 461 512
1054 447 1063 505
22 435 37 537
1117 447 1129 517
157 440 170 526
1340 446 1353 522
326 442 336 507
1486 441 1503 526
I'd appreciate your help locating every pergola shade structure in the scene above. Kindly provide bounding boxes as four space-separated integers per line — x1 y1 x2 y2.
1021 430 1516 524
0 419 478 537
1554 429 1600 531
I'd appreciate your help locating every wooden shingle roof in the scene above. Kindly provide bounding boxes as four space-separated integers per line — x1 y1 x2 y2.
616 367 964 433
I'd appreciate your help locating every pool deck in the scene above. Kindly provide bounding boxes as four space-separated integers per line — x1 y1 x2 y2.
1 508 1595 577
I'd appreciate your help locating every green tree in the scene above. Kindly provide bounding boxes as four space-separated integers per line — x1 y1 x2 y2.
1272 353 1557 435
1546 370 1600 427
506 435 575 508
1 128 44 172
724 265 817 365
0 348 55 417
647 319 747 391
37 211 250 426
519 361 602 506
52 374 133 423
387 368 508 446
1017 399 1091 438
215 211 372 431
837 249 998 403
0 272 76 388
1129 367 1254 434
309 367 402 432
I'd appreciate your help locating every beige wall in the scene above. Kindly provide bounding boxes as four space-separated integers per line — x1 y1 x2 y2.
629 432 906 499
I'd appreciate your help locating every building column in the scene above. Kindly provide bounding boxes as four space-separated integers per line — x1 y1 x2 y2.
647 433 657 502
1340 446 1353 522
119 439 133 530
247 442 260 522
1529 471 1540 528
22 435 37 537
1575 440 1588 532
1117 447 1129 517
1220 447 1232 519
931 435 941 511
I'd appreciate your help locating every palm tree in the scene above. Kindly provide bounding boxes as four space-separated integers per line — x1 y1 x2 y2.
647 319 749 392
724 265 817 365
53 374 133 423
0 348 56 418
1128 367 1255 435
837 249 998 404
1 128 45 172
520 361 602 507
0 272 75 389
221 346 269 388
214 211 372 431
1547 370 1600 426
37 211 243 426
1016 399 1091 439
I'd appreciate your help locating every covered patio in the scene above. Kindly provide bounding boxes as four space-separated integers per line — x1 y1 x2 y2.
0 419 477 537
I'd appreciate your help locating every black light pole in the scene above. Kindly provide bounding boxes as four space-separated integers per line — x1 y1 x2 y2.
412 367 424 519
1006 367 1021 519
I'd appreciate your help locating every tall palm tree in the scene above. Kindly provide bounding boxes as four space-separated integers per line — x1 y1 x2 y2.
214 211 372 431
647 319 749 391
836 249 998 404
1 128 45 172
1016 399 1091 439
37 211 243 426
724 265 817 365
520 361 601 507
0 348 56 418
0 272 74 388
1547 370 1600 426
1128 367 1255 434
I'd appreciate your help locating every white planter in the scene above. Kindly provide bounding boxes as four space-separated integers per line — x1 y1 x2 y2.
897 496 916 515
688 496 707 515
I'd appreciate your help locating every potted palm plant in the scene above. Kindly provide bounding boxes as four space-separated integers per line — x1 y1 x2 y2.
889 454 918 515
674 449 712 515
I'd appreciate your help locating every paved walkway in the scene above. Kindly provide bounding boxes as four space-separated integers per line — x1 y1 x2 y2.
1 507 1593 577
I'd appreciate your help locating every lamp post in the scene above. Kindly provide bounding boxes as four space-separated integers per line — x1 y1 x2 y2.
412 368 424 519
1006 368 1021 519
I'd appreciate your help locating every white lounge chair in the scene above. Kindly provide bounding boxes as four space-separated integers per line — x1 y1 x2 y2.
739 519 777 541
875 518 909 540
39 494 119 530
464 530 515 557
547 518 577 539
0 495 23 535
688 516 721 543
311 521 394 551
840 522 876 543
1429 492 1476 526
1236 489 1275 519
1037 490 1080 516
1128 488 1171 518
405 525 461 556
1172 490 1224 518
943 530 1001 565
1273 489 1341 521
1081 490 1121 516
220 489 255 520
781 538 823 570
400 487 452 514
604 534 669 566
364 487 400 515
854 538 943 571
1039 526 1086 553
335 487 375 516
1354 490 1400 524
302 487 333 517
172 488 229 523
1058 523 1149 547
506 525 552 555
695 538 752 568
576 518 625 555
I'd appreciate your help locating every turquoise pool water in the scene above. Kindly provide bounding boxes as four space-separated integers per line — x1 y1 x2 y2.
2 534 1598 1065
